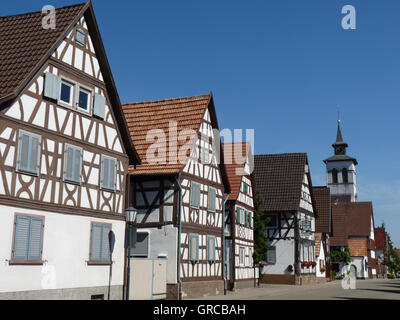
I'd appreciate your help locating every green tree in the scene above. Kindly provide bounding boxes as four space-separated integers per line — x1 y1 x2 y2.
330 247 353 265
253 190 269 265
383 232 400 276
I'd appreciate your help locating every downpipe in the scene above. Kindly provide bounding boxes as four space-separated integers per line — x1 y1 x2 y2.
222 193 230 295
175 176 183 300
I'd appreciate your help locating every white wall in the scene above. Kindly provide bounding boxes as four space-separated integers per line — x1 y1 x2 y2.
0 205 125 293
316 240 326 278
141 225 178 284
262 239 294 275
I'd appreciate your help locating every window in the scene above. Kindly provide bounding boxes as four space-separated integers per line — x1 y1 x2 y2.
78 86 91 112
208 187 216 212
60 79 74 106
64 145 82 184
332 168 338 184
207 236 216 262
90 223 111 263
267 246 276 264
266 215 278 228
249 248 253 267
76 28 86 46
199 147 209 164
101 155 116 191
190 182 200 209
132 232 149 257
242 182 248 194
17 131 41 175
12 215 44 263
342 168 348 183
239 247 245 266
189 235 199 262
247 212 252 228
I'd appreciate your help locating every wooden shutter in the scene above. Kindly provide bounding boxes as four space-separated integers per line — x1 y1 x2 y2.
73 148 82 182
267 247 276 264
44 72 60 100
191 183 200 208
132 233 149 257
190 235 198 261
236 207 241 224
101 157 116 190
90 224 102 261
208 237 215 261
28 217 44 261
93 93 106 119
64 146 81 183
101 225 111 261
13 216 30 261
18 132 40 174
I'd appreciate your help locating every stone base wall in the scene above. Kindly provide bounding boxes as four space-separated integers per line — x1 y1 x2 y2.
166 283 179 300
261 274 296 285
234 279 255 290
296 274 317 285
0 285 123 300
317 276 327 284
181 280 224 299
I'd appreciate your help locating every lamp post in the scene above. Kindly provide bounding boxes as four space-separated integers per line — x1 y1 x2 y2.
125 206 137 300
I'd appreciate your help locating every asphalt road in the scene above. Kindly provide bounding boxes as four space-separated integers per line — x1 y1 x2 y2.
193 279 400 300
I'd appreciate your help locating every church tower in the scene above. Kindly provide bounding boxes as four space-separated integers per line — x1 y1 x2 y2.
323 120 358 203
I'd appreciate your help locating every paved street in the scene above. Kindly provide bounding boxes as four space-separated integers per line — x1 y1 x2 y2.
193 279 400 300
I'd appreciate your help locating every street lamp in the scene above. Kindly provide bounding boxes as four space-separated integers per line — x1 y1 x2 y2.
125 206 137 300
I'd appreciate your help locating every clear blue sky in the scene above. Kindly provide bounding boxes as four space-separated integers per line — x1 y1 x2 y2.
3 1 400 247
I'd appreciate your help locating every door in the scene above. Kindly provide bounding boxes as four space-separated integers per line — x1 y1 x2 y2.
129 258 167 300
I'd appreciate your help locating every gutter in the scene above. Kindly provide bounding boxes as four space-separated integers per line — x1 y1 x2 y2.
222 193 230 295
175 176 183 300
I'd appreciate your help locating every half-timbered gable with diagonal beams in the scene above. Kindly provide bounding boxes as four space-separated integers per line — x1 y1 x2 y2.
122 94 231 299
222 142 255 288
253 153 318 285
0 3 139 219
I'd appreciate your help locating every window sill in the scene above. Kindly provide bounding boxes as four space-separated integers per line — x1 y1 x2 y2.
87 261 112 266
100 188 116 193
16 169 39 178
8 260 44 266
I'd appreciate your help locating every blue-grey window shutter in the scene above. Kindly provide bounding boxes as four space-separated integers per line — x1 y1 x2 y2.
73 148 82 183
44 72 60 100
28 217 44 261
18 133 30 172
101 225 111 261
13 216 30 261
30 136 40 173
90 224 102 261
109 158 116 190
93 93 106 119
18 132 40 174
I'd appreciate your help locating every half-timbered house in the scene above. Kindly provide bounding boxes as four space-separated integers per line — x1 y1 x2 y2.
0 3 140 299
312 186 332 282
222 142 255 290
253 153 318 285
122 94 230 299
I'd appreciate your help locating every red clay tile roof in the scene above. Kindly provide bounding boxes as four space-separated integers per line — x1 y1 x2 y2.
222 142 251 200
374 227 387 250
331 202 374 247
123 94 231 192
123 94 211 175
313 186 331 234
0 3 87 103
253 153 316 213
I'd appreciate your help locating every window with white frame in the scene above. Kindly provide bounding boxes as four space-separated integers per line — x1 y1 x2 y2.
77 86 92 113
60 79 75 106
266 246 276 264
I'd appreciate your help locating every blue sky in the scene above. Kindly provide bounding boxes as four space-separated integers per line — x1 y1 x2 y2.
3 1 400 247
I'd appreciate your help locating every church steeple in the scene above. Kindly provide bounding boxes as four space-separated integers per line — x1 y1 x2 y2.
323 119 358 203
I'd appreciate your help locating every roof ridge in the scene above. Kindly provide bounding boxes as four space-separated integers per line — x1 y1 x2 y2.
123 93 210 106
255 152 307 157
0 2 87 19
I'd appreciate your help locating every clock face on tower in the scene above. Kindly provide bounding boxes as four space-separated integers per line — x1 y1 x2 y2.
335 146 345 155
